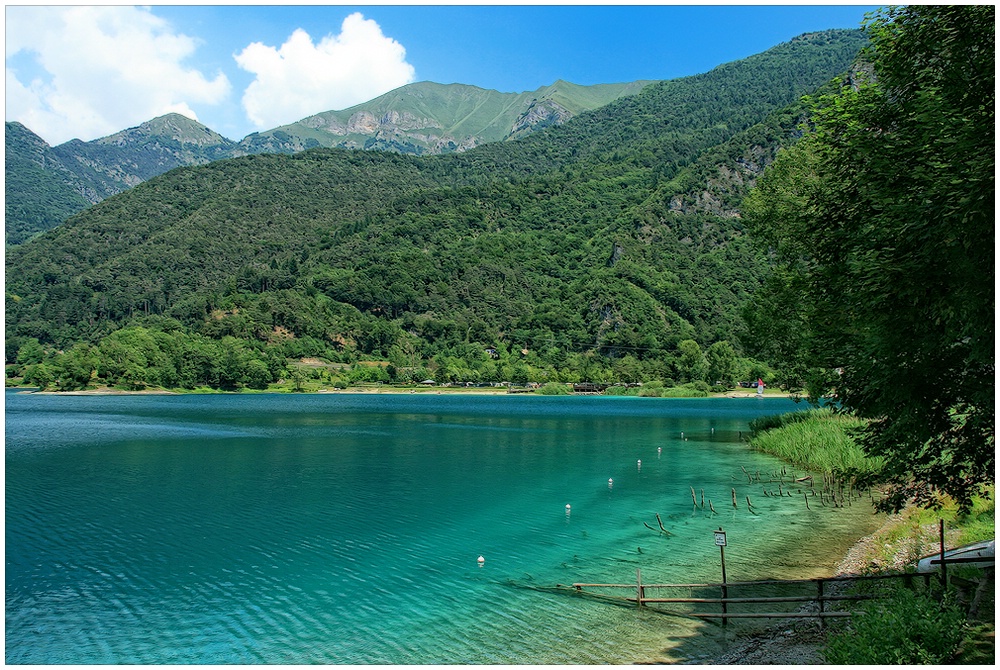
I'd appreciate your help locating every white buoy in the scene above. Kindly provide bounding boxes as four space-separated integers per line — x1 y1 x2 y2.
477 555 485 565
565 504 571 510
637 459 642 472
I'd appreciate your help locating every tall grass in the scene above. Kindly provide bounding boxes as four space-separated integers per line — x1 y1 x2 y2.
748 407 882 476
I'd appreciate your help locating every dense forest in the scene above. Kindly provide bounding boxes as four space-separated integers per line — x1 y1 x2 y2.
5 30 870 391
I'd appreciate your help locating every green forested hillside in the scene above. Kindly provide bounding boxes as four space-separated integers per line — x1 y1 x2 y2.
5 81 655 246
5 29 868 390
4 122 93 245
5 115 240 245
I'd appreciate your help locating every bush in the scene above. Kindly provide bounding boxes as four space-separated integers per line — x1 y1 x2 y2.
603 385 639 396
823 586 968 664
536 382 571 395
661 383 709 398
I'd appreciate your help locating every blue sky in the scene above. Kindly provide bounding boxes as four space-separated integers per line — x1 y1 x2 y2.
6 4 881 145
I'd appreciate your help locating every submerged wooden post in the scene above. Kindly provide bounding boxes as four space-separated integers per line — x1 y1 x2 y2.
636 568 645 607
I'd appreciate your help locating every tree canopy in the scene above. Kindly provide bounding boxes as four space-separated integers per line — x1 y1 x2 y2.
743 5 994 511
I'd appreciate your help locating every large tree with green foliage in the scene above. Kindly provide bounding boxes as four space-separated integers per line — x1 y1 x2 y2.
743 5 994 511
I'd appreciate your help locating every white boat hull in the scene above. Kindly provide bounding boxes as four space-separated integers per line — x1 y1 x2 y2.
916 539 994 573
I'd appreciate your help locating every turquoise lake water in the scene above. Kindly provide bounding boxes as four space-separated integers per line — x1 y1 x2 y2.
5 390 880 664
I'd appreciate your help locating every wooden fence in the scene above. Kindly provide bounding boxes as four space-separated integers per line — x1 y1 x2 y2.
557 520 991 625
559 570 939 627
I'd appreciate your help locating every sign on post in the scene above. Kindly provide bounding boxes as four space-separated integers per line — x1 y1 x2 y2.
714 527 729 626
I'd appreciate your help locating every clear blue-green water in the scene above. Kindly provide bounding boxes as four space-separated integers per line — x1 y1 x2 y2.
5 390 878 664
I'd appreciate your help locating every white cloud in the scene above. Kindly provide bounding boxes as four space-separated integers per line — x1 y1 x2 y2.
235 12 416 129
4 6 229 145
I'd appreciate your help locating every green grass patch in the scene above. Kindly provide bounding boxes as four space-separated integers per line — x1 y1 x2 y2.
660 383 710 398
748 407 882 476
892 486 995 547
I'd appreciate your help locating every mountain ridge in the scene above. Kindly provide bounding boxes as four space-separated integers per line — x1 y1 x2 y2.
5 79 654 244
239 79 656 155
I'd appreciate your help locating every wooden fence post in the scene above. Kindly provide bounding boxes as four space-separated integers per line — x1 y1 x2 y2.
938 519 947 588
719 532 728 626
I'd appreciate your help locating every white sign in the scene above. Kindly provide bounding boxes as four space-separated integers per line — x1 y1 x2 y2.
714 531 727 547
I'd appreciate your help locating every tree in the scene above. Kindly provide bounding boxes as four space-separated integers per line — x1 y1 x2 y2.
22 362 54 390
244 359 272 390
53 342 97 391
743 5 994 511
676 339 708 383
16 338 45 366
706 341 738 388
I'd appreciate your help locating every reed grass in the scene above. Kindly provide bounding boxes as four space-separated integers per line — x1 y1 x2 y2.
748 407 882 476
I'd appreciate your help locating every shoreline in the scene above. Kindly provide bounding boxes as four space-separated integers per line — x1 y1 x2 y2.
11 385 794 399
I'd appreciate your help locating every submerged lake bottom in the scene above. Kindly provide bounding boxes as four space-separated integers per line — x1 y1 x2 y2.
5 391 882 664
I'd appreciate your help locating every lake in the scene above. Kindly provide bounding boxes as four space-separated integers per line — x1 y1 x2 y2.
5 390 879 663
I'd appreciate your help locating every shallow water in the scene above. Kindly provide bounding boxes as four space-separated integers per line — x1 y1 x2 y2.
5 391 879 663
